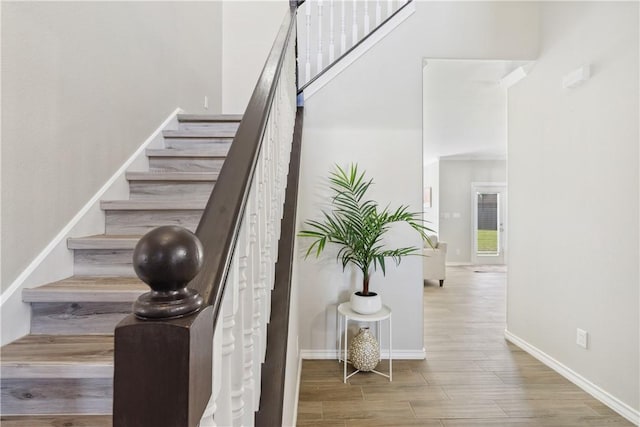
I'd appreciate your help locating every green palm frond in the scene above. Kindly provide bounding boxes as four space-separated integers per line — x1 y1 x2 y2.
298 164 435 292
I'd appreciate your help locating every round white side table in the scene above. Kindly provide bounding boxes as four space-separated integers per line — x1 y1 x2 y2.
337 302 392 383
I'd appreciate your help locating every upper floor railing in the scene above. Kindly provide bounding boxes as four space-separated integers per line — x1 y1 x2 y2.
113 4 299 426
298 0 413 91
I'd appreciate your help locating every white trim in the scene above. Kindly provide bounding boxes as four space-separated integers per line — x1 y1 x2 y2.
291 354 303 427
301 2 416 100
446 262 473 266
0 108 182 308
300 348 425 360
505 329 640 426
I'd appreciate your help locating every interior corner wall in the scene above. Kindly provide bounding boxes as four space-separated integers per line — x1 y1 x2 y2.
507 1 639 413
1 1 223 291
439 160 506 263
221 1 289 114
295 1 540 356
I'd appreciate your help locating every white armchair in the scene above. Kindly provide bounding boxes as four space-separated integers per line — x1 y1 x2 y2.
423 235 447 287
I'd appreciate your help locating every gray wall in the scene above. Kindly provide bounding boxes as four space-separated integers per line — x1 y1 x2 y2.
1 1 223 290
439 159 507 263
508 1 639 412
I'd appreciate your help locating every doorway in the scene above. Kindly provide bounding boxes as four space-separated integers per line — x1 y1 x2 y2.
471 183 507 265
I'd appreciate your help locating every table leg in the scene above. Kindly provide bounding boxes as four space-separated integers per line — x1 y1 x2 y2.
389 315 393 382
344 316 348 383
377 319 381 360
337 312 342 363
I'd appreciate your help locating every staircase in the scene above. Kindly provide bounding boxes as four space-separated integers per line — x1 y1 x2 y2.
0 114 241 426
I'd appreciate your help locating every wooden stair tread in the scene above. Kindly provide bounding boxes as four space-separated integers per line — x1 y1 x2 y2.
146 147 229 157
23 276 147 303
163 129 236 138
177 113 242 122
67 235 140 250
100 199 207 210
1 335 113 378
126 171 219 181
0 415 112 426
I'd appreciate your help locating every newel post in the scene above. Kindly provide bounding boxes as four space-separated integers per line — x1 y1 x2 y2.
113 226 213 427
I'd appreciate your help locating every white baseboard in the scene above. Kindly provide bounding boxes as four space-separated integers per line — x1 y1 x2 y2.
301 2 416 100
0 108 182 345
300 348 426 360
446 262 473 266
505 329 639 426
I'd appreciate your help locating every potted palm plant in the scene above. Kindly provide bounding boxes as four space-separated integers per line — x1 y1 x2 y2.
298 164 433 314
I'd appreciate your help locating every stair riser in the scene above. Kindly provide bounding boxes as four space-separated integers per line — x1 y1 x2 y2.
104 210 202 234
178 121 240 132
31 302 133 335
148 157 225 172
74 249 134 276
163 138 233 150
129 182 215 200
1 378 111 415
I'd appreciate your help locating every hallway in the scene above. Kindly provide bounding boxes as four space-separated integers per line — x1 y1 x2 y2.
296 266 633 426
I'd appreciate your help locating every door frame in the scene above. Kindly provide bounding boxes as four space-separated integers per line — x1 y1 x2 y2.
471 182 507 265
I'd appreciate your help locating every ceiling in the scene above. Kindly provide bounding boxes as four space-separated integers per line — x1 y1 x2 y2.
423 59 530 162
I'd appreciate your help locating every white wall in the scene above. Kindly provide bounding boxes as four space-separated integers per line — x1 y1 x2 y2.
222 1 289 114
296 1 539 356
1 1 223 290
439 159 506 263
423 59 511 160
297 128 425 355
507 1 639 417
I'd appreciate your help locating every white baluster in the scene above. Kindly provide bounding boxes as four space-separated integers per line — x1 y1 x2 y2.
387 0 392 17
242 192 258 426
352 1 358 45
200 320 223 427
305 0 312 82
329 0 335 63
317 0 323 73
261 133 274 339
376 0 382 26
231 223 250 426
364 0 370 34
249 176 263 413
340 0 346 54
255 149 268 372
215 255 239 427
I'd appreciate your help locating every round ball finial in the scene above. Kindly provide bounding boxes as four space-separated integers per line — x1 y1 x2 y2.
133 226 204 319
133 225 203 291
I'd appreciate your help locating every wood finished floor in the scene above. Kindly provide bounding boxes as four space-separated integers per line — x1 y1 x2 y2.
297 266 633 427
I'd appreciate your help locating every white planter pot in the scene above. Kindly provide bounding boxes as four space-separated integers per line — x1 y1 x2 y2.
350 292 382 315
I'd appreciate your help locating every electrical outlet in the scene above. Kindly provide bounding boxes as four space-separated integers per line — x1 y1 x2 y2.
576 328 588 349
204 95 209 109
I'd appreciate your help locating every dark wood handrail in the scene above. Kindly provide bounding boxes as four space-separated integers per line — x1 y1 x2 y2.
255 107 304 426
298 0 414 94
190 4 297 321
114 5 299 426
